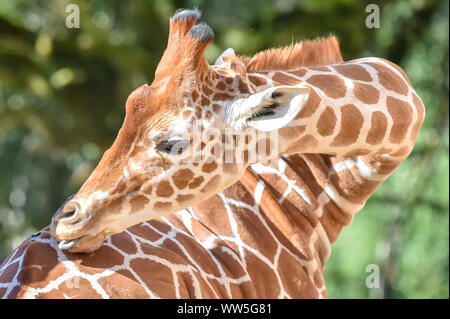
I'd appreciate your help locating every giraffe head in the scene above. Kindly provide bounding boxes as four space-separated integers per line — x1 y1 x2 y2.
51 8 313 253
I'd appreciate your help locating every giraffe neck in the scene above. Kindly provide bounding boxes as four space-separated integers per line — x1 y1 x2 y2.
186 56 425 282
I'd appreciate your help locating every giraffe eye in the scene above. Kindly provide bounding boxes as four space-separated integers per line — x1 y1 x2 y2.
156 137 190 155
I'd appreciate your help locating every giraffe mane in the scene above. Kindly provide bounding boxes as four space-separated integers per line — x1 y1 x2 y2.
239 35 343 72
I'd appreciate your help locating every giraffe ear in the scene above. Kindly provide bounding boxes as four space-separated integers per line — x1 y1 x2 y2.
226 86 310 132
215 48 236 65
214 47 246 76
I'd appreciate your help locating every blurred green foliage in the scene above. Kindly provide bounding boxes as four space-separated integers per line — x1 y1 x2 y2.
0 0 448 298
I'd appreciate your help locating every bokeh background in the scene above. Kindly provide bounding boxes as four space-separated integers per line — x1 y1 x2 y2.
0 0 448 298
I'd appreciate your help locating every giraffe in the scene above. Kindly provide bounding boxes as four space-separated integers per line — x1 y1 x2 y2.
0 8 425 299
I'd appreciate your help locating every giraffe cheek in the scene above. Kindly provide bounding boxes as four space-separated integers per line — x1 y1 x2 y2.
129 195 149 213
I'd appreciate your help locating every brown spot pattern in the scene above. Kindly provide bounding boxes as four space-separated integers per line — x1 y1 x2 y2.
367 62 408 95
316 106 336 136
202 161 218 173
386 96 412 144
191 90 199 102
213 93 232 101
354 82 379 104
277 250 319 298
306 75 346 99
155 180 174 197
366 111 388 145
202 84 213 96
153 201 172 211
110 232 137 255
247 75 267 86
188 176 204 189
129 258 175 298
296 88 321 118
129 195 149 212
216 81 226 90
272 72 301 85
212 103 221 113
331 104 363 147
379 59 413 87
200 95 210 106
290 68 307 77
333 64 372 81
238 78 249 93
176 194 194 203
102 197 123 214
172 169 195 189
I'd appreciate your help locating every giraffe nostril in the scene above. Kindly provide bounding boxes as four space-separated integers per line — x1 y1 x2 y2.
54 201 81 222
53 193 79 221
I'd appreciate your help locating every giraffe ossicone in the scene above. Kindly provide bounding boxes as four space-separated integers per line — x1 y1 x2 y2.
0 8 424 298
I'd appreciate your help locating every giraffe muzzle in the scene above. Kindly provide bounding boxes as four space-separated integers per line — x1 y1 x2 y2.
50 194 93 247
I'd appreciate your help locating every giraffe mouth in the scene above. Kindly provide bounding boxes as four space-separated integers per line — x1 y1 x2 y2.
55 233 106 253
58 239 79 250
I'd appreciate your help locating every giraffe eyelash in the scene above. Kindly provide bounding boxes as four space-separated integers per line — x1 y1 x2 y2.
246 103 279 121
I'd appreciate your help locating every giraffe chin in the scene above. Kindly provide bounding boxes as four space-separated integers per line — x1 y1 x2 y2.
57 234 106 253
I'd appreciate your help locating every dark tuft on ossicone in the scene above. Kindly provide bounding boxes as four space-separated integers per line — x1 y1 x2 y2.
171 8 201 21
189 22 214 42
